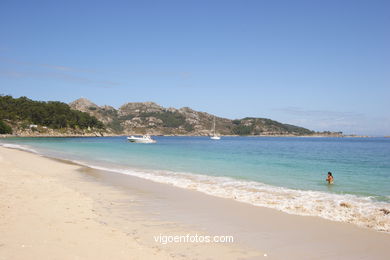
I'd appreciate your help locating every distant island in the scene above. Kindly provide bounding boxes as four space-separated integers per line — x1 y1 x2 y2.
0 95 343 137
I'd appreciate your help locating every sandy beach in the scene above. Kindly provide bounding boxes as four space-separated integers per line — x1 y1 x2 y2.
0 147 261 260
0 146 389 260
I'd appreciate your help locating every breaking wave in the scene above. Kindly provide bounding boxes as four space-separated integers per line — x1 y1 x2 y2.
2 142 389 233
0 143 40 154
77 162 390 233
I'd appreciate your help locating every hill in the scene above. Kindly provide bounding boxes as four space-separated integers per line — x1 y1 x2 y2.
0 95 104 135
69 98 315 136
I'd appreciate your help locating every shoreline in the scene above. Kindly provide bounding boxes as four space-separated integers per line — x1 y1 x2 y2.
1 134 379 138
0 146 389 259
1 140 390 233
0 146 261 259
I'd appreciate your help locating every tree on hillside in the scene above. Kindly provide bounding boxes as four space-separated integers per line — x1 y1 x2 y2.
0 95 104 130
0 120 12 134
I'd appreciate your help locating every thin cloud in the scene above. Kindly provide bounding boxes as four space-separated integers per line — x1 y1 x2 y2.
0 56 119 88
0 70 25 78
275 106 389 135
39 63 77 72
276 107 364 119
0 69 120 88
124 70 192 80
0 56 95 73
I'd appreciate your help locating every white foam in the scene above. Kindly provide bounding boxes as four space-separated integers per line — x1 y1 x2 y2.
0 143 39 154
76 162 390 233
1 142 389 232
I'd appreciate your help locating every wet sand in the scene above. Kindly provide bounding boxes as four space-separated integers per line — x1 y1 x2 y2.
0 146 389 259
0 147 261 260
79 165 390 260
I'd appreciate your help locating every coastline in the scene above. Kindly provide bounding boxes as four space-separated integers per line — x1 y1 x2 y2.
1 134 377 138
0 147 261 259
0 146 389 259
1 137 389 233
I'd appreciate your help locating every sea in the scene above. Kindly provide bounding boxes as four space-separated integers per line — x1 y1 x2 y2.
1 136 389 232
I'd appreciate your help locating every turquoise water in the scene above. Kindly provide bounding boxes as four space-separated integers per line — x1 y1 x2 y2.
1 136 390 231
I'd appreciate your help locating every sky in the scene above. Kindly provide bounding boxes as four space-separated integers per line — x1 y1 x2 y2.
0 0 389 135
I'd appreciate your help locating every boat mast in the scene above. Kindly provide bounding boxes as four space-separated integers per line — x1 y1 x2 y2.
213 116 216 136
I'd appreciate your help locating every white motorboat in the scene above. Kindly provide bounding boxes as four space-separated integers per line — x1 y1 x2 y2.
210 116 221 140
127 135 156 143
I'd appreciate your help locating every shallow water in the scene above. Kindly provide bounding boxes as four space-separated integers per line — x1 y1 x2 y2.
2 136 390 232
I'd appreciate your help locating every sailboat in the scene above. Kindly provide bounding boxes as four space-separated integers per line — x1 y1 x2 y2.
210 116 221 140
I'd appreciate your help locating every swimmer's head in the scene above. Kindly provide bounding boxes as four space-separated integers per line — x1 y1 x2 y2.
328 172 332 176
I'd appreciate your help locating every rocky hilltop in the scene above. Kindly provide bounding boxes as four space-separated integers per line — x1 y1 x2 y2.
69 98 315 136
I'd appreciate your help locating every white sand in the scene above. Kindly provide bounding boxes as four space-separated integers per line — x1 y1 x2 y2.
1 146 389 259
0 147 262 260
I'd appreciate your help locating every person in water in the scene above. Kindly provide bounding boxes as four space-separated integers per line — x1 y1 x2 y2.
326 172 334 184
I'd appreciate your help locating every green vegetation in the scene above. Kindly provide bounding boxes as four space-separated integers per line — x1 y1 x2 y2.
0 95 104 130
65 98 316 136
106 119 124 133
232 125 253 135
140 111 186 128
282 124 314 135
118 114 135 121
184 123 194 132
231 117 314 136
101 108 118 117
0 120 12 134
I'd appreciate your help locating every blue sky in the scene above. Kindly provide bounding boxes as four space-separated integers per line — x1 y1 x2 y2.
0 0 389 135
